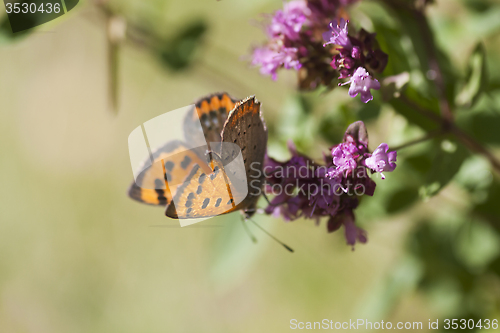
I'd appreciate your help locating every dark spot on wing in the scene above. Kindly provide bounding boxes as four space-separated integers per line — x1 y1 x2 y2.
199 173 206 184
215 198 222 207
180 156 192 170
164 161 174 172
154 179 164 189
210 110 218 126
227 198 234 205
186 207 192 215
196 185 202 195
200 113 210 128
154 189 167 204
187 192 195 200
202 198 210 209
210 166 220 180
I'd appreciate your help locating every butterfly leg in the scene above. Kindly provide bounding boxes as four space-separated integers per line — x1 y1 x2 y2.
240 213 258 244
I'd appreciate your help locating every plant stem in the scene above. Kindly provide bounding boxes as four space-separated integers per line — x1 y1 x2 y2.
391 130 443 151
398 97 500 174
450 125 500 173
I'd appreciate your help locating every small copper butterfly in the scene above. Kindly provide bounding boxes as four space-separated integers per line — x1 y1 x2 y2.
128 93 268 219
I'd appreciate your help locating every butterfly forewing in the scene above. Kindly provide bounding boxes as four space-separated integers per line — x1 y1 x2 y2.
128 141 208 206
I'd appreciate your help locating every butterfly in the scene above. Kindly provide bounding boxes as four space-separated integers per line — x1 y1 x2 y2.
128 93 268 220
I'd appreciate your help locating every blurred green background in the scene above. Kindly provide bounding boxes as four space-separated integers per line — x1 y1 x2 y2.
0 0 499 332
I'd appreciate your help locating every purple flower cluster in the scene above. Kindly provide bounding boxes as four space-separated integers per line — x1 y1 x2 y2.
264 121 397 249
252 45 302 81
267 0 311 41
251 0 309 81
324 20 387 103
250 0 387 103
251 0 354 83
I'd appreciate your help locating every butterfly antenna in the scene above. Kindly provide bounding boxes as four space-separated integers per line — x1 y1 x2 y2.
240 216 258 244
247 218 294 253
261 191 271 205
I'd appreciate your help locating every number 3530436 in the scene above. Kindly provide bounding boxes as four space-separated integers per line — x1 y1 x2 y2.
444 319 498 330
2 0 79 33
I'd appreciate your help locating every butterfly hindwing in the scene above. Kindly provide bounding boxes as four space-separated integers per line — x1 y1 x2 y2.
128 141 207 206
165 152 239 219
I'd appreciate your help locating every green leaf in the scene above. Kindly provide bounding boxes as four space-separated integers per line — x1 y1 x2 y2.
419 139 469 199
455 219 500 272
386 187 419 213
456 43 488 108
381 72 410 101
356 99 381 122
473 180 500 231
381 3 431 93
462 0 495 13
318 112 346 145
468 113 500 145
389 87 440 131
0 16 32 44
382 2 456 107
158 20 208 71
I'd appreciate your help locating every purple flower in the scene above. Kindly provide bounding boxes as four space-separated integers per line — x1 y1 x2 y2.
252 45 301 80
267 0 310 41
322 18 351 48
327 210 367 249
341 67 380 103
329 142 359 179
364 143 397 179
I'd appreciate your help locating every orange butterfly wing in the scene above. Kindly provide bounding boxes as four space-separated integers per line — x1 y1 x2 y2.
165 153 241 218
128 93 237 207
220 96 268 215
128 141 208 206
